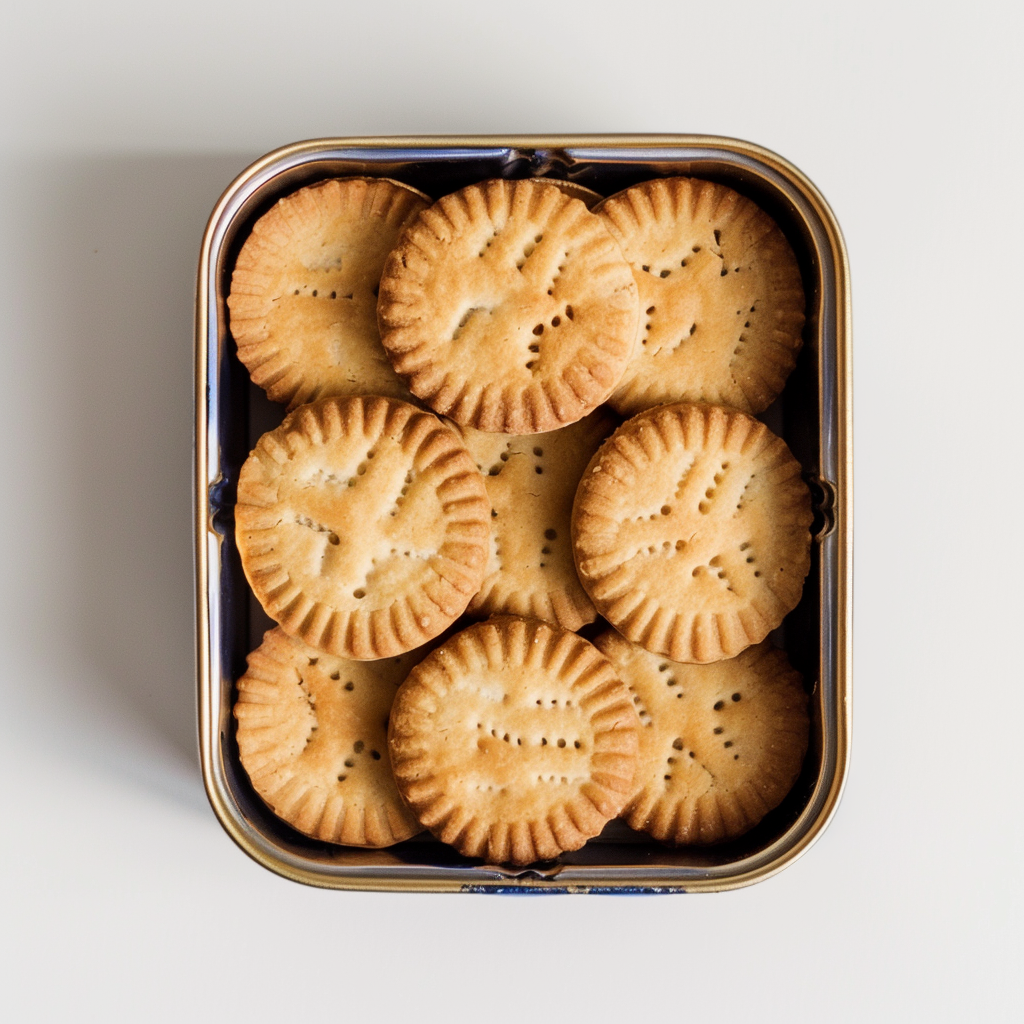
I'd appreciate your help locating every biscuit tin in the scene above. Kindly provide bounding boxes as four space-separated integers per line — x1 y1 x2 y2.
195 136 851 892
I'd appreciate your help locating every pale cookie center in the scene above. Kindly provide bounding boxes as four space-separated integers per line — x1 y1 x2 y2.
428 674 594 808
635 237 758 370
279 436 447 605
611 451 765 600
444 220 585 380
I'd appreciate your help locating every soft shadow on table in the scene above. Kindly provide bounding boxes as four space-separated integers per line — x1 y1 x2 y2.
6 152 253 808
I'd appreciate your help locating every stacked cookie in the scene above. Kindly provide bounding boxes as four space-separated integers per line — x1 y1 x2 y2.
228 173 813 863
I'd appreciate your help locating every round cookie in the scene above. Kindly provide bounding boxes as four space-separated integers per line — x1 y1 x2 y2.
572 402 813 663
235 396 490 660
457 408 618 630
228 177 430 411
234 627 423 846
594 631 809 844
597 176 805 415
388 617 639 865
377 178 639 433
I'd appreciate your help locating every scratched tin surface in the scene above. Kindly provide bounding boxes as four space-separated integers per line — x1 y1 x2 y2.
195 136 851 892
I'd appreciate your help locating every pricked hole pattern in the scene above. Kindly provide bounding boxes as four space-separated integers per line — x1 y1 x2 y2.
479 722 581 751
329 670 340 680
735 473 755 513
344 681 354 691
389 470 415 516
544 528 557 540
294 514 339 546
515 234 544 270
547 253 570 292
477 227 500 258
632 692 653 727
353 589 366 599
307 657 318 665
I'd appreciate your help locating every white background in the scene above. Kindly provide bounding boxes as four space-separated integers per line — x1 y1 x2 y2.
1 2 1021 1020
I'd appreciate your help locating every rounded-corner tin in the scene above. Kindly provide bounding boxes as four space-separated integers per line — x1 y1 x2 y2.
195 135 851 893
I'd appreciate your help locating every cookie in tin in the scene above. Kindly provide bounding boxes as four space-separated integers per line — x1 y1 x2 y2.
597 176 805 415
456 408 617 630
572 402 813 663
228 177 430 410
235 396 490 660
234 627 423 846
594 631 809 844
378 179 638 433
389 617 639 865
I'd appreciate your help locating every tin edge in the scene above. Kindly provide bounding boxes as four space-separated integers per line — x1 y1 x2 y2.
193 134 852 893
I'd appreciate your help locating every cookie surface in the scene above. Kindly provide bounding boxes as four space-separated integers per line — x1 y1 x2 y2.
389 618 639 865
234 627 422 846
457 409 617 630
572 403 813 663
228 177 430 410
378 179 639 433
597 177 805 415
235 396 490 659
594 631 809 844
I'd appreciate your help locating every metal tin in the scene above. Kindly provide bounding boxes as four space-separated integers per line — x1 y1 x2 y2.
195 136 852 892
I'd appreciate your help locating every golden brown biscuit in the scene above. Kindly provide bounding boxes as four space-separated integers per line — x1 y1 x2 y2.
234 627 423 846
594 631 809 844
228 177 430 410
597 177 805 415
388 617 639 865
456 409 617 630
377 179 639 433
235 396 490 659
572 403 813 663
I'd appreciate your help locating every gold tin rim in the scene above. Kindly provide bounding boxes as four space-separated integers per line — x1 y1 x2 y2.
195 135 851 892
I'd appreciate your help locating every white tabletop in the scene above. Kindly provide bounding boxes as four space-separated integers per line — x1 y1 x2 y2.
1 2 1021 1020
